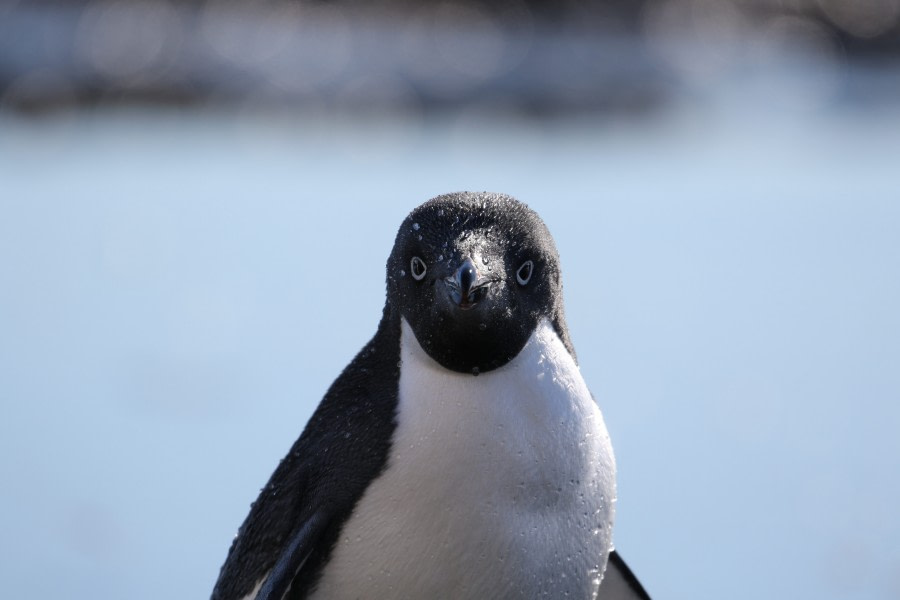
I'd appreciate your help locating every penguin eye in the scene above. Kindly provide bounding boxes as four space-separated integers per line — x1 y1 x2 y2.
410 256 427 281
516 260 534 285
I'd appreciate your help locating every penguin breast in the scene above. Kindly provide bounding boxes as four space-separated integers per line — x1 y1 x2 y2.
310 318 617 599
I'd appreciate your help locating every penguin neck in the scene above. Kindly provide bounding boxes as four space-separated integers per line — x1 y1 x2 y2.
396 316 602 463
382 297 577 375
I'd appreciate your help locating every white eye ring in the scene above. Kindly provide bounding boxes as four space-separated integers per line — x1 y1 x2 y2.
410 256 427 281
516 260 534 285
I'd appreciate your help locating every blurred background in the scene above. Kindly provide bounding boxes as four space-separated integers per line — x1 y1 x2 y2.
1 0 899 598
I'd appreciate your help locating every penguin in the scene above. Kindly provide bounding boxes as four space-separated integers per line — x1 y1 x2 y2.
211 192 650 600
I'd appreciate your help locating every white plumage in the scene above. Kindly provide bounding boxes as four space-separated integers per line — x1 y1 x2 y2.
310 318 617 599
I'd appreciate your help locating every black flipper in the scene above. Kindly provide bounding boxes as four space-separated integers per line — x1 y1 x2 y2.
256 512 327 600
598 551 651 599
211 314 403 600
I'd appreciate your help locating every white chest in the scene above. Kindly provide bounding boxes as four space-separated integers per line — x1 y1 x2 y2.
311 319 617 599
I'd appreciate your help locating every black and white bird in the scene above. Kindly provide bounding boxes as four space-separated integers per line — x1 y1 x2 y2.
212 192 649 600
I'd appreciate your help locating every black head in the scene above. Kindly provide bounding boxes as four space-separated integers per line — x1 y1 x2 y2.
386 192 573 375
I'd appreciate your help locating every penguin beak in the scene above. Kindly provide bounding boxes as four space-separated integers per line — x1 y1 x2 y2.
445 257 496 310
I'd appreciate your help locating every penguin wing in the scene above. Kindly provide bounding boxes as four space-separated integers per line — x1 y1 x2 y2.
210 458 337 600
255 510 328 600
212 328 402 600
598 551 651 599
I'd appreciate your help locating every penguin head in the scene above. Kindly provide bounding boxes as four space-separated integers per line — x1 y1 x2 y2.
387 192 568 375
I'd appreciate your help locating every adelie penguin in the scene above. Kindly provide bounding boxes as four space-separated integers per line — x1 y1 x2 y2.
212 192 650 600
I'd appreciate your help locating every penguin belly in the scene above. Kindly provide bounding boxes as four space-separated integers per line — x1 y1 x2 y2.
310 319 617 599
